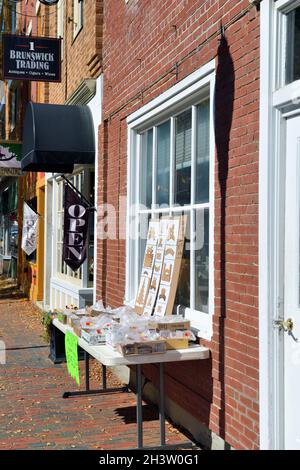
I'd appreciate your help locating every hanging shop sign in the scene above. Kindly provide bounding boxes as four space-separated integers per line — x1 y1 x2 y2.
2 34 61 82
21 202 38 256
0 141 23 176
63 184 89 272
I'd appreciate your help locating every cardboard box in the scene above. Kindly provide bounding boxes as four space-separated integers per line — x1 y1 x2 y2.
165 337 189 350
81 329 106 345
116 340 166 356
149 319 191 331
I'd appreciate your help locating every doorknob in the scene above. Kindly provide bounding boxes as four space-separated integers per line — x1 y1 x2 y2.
273 318 294 332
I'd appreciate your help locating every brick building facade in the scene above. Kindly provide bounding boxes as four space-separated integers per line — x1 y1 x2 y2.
97 0 260 449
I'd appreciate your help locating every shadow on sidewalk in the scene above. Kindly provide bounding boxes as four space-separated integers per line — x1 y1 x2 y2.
0 277 27 301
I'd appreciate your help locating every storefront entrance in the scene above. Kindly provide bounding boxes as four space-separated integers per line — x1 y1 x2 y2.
283 113 300 449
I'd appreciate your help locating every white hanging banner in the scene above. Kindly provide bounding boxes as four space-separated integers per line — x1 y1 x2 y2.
22 202 38 256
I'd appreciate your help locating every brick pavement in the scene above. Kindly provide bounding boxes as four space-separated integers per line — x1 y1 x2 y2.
0 279 196 450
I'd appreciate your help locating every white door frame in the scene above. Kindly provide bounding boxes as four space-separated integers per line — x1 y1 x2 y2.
260 0 300 449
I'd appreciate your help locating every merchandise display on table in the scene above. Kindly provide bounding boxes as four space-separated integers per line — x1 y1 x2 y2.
51 304 196 356
51 215 196 357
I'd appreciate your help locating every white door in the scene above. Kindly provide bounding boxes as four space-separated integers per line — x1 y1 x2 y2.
284 114 300 450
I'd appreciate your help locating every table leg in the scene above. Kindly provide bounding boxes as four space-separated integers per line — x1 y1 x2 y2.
62 353 128 398
102 364 107 391
136 364 143 449
159 362 166 446
85 351 90 391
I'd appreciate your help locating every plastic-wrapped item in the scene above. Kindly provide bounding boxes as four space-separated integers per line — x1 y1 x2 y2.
148 315 190 331
159 329 196 341
120 311 148 331
107 323 161 348
91 299 105 312
80 314 113 330
81 327 107 345
80 316 97 329
73 308 87 316
67 313 80 327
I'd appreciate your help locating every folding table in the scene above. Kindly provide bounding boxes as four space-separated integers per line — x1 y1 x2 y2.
53 318 210 449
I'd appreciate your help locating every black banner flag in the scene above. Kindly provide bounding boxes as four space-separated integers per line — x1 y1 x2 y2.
63 184 89 271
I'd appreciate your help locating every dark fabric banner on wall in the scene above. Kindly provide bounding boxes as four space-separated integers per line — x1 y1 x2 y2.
63 184 89 271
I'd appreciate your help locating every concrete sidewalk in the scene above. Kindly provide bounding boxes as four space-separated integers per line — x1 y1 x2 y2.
0 279 195 450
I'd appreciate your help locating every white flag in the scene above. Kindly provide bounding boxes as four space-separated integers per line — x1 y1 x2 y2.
22 202 38 256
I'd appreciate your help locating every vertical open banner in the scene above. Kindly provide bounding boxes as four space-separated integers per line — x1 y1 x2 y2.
63 184 89 272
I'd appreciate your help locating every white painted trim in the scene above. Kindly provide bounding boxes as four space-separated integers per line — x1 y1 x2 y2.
91 75 103 302
127 60 215 127
275 0 300 13
50 276 93 297
259 0 300 450
259 0 275 450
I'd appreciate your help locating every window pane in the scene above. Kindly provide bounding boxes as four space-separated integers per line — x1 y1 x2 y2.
174 212 191 309
156 120 170 207
140 130 153 208
175 110 192 205
196 100 210 204
138 213 150 276
286 7 300 84
194 208 209 313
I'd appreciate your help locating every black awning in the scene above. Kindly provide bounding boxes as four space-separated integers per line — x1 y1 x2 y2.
21 102 95 173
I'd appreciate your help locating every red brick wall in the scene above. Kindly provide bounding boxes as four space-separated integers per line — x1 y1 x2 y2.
47 0 103 104
98 0 259 449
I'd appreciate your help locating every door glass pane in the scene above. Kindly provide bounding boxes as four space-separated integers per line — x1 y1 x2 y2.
175 110 192 205
286 7 300 84
156 120 170 207
140 129 153 208
174 212 191 309
196 100 210 204
194 208 209 313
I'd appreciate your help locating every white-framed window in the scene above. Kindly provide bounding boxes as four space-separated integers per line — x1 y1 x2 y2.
275 0 300 88
73 0 83 39
126 61 215 339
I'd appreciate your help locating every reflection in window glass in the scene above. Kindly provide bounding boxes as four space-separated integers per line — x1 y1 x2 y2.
156 121 170 206
138 213 150 276
140 130 153 208
175 110 192 205
195 208 209 313
286 7 300 84
175 213 190 309
196 101 210 204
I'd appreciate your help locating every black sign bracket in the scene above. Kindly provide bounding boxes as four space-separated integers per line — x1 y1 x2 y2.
60 174 96 212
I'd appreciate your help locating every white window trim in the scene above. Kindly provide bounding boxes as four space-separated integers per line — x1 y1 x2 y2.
73 0 83 40
126 60 215 340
